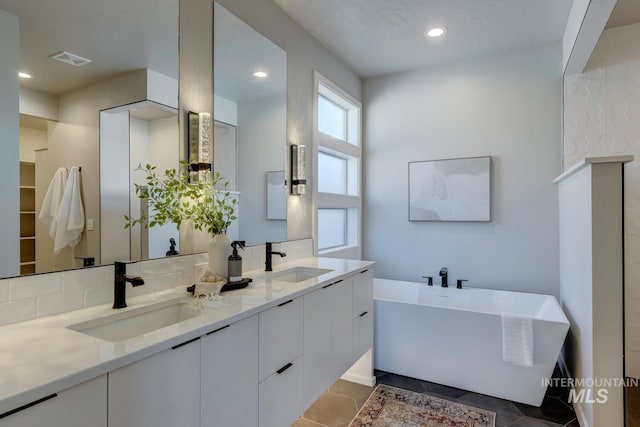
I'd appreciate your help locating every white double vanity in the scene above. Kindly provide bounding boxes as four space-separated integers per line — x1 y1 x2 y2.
0 257 374 427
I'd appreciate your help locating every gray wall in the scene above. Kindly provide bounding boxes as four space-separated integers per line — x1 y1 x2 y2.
216 0 362 242
238 95 287 244
0 10 20 278
363 44 562 296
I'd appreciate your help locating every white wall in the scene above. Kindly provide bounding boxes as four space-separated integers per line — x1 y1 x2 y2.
216 0 361 241
564 22 640 378
214 94 238 126
100 110 130 265
557 160 626 427
129 117 150 260
0 10 20 278
148 115 180 258
19 87 59 122
127 114 180 261
19 126 46 162
364 44 562 296
238 95 287 245
35 123 99 273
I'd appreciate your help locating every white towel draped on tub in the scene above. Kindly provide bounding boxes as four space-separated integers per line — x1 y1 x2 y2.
501 312 534 367
54 167 85 254
39 167 68 238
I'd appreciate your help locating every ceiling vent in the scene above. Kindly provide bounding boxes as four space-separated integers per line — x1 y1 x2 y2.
50 51 92 67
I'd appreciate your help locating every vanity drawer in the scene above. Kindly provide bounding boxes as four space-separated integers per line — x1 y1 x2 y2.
259 355 303 427
259 296 303 382
353 308 374 362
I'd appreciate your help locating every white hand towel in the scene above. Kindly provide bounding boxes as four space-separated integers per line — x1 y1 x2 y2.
54 167 85 254
39 167 68 239
501 312 534 367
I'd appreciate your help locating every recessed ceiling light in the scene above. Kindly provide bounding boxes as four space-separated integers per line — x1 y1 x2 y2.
18 72 32 79
253 71 268 79
425 26 447 38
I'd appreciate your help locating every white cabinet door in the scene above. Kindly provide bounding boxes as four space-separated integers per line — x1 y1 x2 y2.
303 285 332 409
259 356 303 427
108 337 201 427
332 276 354 378
201 316 259 427
352 269 374 363
259 297 303 382
353 269 373 318
0 376 107 427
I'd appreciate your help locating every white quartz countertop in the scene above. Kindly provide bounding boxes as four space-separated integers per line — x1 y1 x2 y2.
0 257 375 414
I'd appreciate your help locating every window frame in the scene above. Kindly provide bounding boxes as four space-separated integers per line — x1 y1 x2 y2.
312 71 362 259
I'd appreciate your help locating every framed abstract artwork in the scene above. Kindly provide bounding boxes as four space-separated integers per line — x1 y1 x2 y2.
408 156 491 222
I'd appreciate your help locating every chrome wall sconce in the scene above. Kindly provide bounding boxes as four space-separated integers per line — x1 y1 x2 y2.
290 144 306 195
187 111 212 182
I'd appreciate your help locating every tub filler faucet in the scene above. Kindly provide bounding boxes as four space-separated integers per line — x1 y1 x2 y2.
439 267 448 287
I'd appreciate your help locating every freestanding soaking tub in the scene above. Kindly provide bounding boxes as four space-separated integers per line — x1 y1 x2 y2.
374 279 569 406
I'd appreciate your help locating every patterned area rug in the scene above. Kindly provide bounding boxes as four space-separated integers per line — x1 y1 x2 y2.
349 384 496 427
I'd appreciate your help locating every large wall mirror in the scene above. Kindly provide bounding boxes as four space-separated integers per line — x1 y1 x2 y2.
214 1 287 246
0 0 179 277
0 0 288 279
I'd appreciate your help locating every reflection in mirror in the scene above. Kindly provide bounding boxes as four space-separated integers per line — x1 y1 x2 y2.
100 100 179 265
214 2 287 246
0 0 178 278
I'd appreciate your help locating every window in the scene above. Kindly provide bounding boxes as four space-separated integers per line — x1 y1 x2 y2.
313 72 361 258
318 96 346 140
317 209 347 250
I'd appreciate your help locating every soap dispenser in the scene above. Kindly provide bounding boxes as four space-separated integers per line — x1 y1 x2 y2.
228 241 245 283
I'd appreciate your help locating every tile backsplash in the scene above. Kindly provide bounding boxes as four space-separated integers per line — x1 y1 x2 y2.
0 239 313 326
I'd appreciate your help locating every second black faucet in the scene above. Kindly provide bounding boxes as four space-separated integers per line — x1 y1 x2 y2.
265 242 287 271
113 261 145 309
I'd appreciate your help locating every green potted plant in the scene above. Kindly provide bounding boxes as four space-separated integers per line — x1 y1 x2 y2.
125 161 238 277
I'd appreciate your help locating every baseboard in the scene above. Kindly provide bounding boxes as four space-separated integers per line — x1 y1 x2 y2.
558 355 589 427
340 372 377 387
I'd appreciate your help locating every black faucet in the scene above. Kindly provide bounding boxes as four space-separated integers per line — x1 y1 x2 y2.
265 242 287 272
439 267 448 287
113 261 145 309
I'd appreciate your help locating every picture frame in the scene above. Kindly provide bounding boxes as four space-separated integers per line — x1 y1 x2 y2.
408 156 491 222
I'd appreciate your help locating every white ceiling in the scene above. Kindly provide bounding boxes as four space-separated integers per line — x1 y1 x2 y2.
272 0 573 78
0 0 178 95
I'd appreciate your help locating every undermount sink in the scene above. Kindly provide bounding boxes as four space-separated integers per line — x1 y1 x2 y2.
267 267 333 283
67 299 203 342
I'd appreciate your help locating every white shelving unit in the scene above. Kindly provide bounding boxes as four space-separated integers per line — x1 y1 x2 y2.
19 161 36 275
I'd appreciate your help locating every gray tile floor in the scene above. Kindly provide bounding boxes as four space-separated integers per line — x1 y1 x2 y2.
294 366 579 427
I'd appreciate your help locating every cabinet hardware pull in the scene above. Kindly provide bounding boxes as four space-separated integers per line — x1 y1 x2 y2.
360 269 369 274
206 324 230 336
172 336 199 350
0 394 57 419
276 362 293 374
278 299 293 307
323 279 343 289
359 311 368 317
